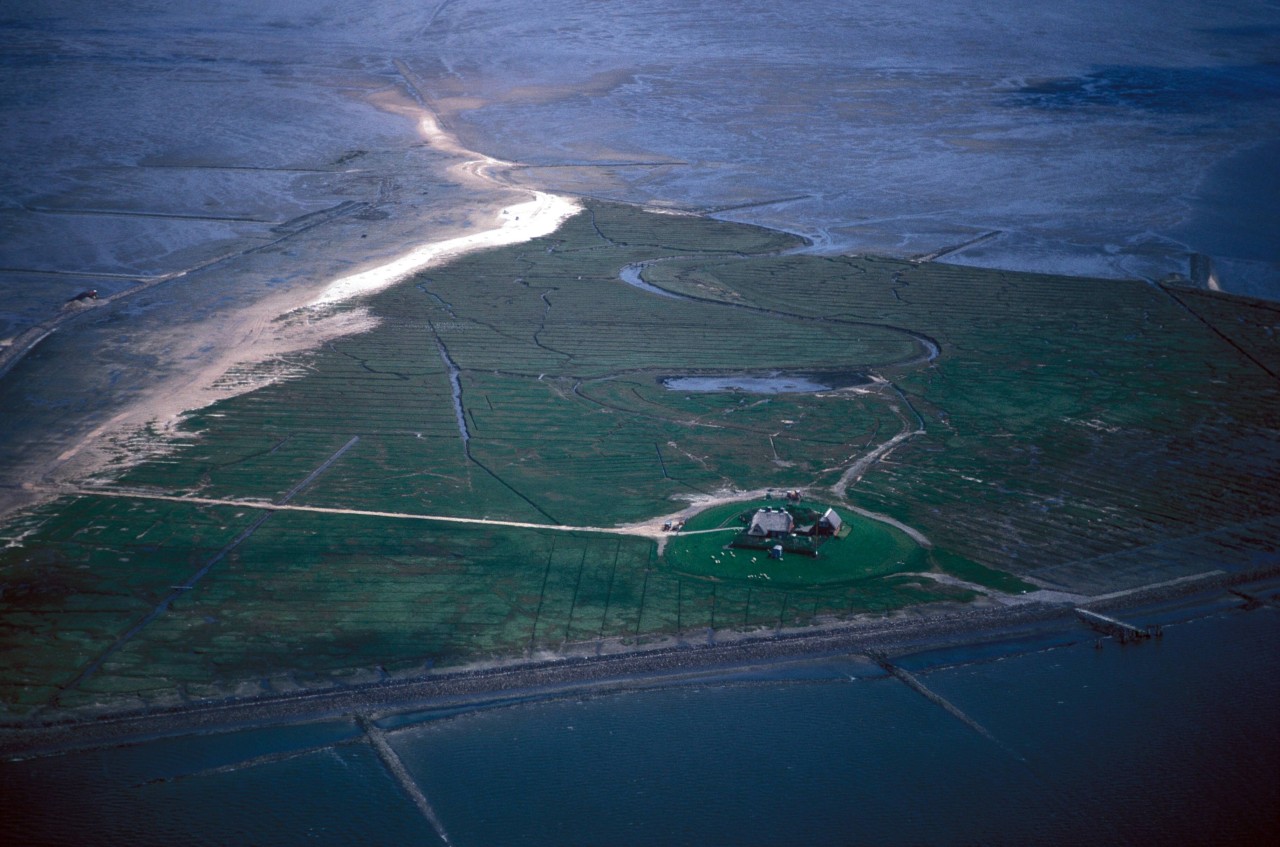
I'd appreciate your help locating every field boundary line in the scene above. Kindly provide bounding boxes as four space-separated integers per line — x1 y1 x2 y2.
45 438 360 709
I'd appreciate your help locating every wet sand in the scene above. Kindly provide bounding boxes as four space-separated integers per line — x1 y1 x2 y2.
0 82 573 520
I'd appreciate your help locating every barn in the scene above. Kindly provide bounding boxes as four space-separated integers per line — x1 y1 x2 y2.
816 508 843 537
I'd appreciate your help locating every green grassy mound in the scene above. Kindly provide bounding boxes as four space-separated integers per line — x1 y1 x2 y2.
664 501 924 589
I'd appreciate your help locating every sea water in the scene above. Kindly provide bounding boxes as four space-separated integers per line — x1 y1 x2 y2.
3 598 1275 846
391 604 1278 846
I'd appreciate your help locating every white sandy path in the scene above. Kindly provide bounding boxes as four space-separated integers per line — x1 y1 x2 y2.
74 486 923 554
75 487 730 543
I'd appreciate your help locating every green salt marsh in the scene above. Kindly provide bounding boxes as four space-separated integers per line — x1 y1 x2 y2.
2 201 1277 717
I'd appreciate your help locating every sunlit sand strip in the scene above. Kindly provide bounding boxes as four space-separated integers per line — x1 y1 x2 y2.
311 191 578 307
309 104 578 307
0 67 588 529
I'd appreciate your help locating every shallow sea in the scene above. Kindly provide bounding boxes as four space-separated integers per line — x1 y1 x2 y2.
3 591 1276 846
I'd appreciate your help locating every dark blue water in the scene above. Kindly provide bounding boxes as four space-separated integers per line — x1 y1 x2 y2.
3 599 1277 846
1173 139 1280 265
392 604 1279 846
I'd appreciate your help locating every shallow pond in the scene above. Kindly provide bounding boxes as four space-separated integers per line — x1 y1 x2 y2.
662 372 868 393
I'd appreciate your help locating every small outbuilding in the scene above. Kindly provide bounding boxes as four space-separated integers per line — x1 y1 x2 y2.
816 508 843 537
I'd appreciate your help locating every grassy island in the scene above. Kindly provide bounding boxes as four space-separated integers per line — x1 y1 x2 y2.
1 201 1277 718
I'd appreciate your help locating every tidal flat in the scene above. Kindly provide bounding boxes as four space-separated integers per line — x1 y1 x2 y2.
3 2 1279 843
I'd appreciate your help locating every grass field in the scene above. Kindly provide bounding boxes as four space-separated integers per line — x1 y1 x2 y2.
2 201 1277 716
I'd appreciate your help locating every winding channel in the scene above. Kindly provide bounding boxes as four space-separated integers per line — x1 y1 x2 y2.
618 259 940 368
